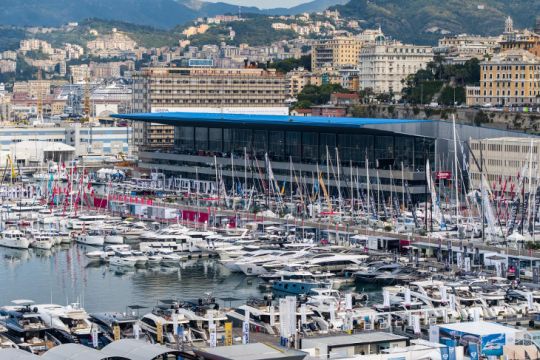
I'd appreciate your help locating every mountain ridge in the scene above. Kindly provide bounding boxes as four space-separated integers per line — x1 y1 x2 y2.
332 0 540 44
0 0 347 29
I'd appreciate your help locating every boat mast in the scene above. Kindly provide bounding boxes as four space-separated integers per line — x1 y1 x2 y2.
452 115 460 222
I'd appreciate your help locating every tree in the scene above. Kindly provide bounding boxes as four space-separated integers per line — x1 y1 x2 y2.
297 83 349 105
401 57 480 104
269 55 311 73
294 100 313 109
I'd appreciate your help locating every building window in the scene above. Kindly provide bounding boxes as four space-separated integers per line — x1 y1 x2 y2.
208 128 223 152
302 132 318 162
195 127 208 151
286 131 302 162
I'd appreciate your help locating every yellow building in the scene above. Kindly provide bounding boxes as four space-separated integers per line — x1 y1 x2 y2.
311 37 364 71
500 16 540 52
473 49 540 106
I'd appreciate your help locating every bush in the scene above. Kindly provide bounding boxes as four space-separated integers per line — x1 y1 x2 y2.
473 110 489 126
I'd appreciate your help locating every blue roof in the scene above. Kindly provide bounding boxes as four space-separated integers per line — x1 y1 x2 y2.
111 112 431 129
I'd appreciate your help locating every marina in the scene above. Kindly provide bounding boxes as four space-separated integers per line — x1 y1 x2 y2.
1 114 540 359
2 176 540 359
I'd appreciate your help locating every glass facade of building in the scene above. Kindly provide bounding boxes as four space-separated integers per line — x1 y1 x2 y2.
172 125 434 169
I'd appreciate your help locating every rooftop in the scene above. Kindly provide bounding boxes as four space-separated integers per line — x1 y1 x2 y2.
439 321 521 336
301 332 408 349
111 112 431 129
193 343 307 360
472 137 540 143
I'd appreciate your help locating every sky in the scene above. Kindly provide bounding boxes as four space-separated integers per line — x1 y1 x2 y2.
203 0 310 9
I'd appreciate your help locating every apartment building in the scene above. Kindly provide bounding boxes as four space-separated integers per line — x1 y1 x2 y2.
359 39 433 94
500 16 540 52
131 67 287 149
468 137 540 192
468 49 540 106
311 30 384 72
311 37 364 71
69 64 90 83
13 80 51 99
435 34 501 64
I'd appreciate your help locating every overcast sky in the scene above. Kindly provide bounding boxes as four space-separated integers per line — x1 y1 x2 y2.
204 0 309 9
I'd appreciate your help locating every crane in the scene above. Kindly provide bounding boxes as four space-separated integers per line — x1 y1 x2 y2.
2 155 17 184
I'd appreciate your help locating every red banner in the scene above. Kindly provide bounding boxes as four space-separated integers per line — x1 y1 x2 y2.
435 171 452 180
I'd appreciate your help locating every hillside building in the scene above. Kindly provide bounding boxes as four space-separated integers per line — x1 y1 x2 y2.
359 38 433 95
467 49 540 106
131 67 287 150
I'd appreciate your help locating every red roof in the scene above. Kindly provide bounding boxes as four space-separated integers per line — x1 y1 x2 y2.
332 93 359 99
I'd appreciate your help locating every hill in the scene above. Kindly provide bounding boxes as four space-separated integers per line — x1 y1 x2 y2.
17 19 182 49
332 0 540 44
186 15 298 47
0 0 347 29
0 0 200 28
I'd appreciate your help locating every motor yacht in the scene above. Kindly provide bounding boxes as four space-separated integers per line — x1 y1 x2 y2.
90 312 139 339
30 233 55 250
0 229 30 249
108 250 138 267
0 324 17 349
159 249 185 266
0 300 58 354
104 230 124 245
35 303 107 347
75 229 105 246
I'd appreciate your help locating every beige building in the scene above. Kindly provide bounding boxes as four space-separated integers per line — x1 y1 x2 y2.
311 37 364 71
285 68 310 98
0 60 16 73
311 30 384 72
0 94 11 122
469 137 540 191
285 68 348 99
359 39 433 94
19 39 53 55
436 34 501 64
132 67 287 149
467 49 540 106
69 64 90 83
13 80 51 99
87 29 138 57
500 16 540 53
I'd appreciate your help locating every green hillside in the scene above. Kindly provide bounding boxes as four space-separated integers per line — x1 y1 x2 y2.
333 0 540 44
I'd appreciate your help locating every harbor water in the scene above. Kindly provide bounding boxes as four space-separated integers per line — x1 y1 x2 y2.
0 244 383 312
0 245 264 313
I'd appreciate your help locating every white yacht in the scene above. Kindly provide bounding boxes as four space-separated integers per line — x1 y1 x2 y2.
159 249 185 266
108 250 138 267
31 233 55 250
35 303 94 339
76 229 105 246
147 252 163 266
138 312 190 345
0 229 30 249
305 254 369 273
